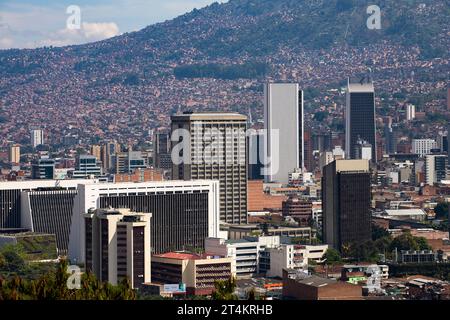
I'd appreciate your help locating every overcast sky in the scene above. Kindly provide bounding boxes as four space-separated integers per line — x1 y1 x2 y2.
0 0 225 49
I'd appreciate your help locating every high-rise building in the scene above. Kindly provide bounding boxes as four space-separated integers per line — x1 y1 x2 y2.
90 145 102 162
304 129 314 172
264 83 304 183
8 144 20 164
322 160 371 251
84 208 151 289
69 180 220 263
412 139 438 157
406 104 416 121
345 79 377 162
31 157 55 179
425 154 448 185
101 141 121 172
31 129 44 148
154 131 172 170
171 112 247 224
71 155 103 179
247 129 265 180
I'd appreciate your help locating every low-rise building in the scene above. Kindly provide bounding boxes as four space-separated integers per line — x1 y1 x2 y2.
205 236 280 278
151 252 233 296
282 271 363 300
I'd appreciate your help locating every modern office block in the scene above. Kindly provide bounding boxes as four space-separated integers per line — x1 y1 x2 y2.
84 208 151 289
412 139 438 157
101 140 121 172
264 83 304 183
69 180 220 263
205 236 280 278
0 179 96 230
154 131 172 170
171 112 248 224
247 129 265 180
31 157 55 180
345 79 377 161
21 189 78 256
425 154 448 185
322 160 371 251
71 155 103 179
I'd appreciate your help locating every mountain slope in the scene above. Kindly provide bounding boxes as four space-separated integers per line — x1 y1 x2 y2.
0 0 448 146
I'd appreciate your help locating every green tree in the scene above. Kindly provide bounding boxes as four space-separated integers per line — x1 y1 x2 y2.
372 224 391 241
389 232 431 252
0 244 27 273
212 277 238 301
323 248 342 264
434 203 449 219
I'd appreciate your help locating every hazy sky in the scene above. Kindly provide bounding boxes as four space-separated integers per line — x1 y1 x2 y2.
0 0 225 49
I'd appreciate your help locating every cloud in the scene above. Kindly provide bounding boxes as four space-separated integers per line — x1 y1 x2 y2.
0 38 14 49
0 0 221 49
82 22 120 39
30 22 120 48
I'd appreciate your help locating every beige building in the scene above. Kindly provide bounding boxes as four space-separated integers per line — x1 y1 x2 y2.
8 144 20 164
152 252 234 296
84 208 151 289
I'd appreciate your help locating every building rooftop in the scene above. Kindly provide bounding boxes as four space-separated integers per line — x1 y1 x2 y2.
153 251 226 261
347 82 375 93
292 275 337 288
385 209 426 216
171 112 247 121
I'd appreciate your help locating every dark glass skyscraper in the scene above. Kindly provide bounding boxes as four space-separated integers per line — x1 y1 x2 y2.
346 79 377 162
322 160 372 251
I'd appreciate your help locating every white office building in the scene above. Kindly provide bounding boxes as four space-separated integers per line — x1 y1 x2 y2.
69 180 220 263
264 83 304 184
31 129 44 148
412 139 438 157
267 244 328 278
205 236 280 278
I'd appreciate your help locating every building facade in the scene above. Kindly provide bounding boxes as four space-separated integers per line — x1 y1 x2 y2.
84 208 151 289
264 83 304 183
69 180 220 263
31 129 44 148
171 112 248 224
8 144 20 164
322 160 372 251
151 252 233 296
412 139 438 157
345 80 377 161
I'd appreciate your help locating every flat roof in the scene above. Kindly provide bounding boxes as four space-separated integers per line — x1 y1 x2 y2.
347 82 375 93
171 112 247 121
385 209 426 216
